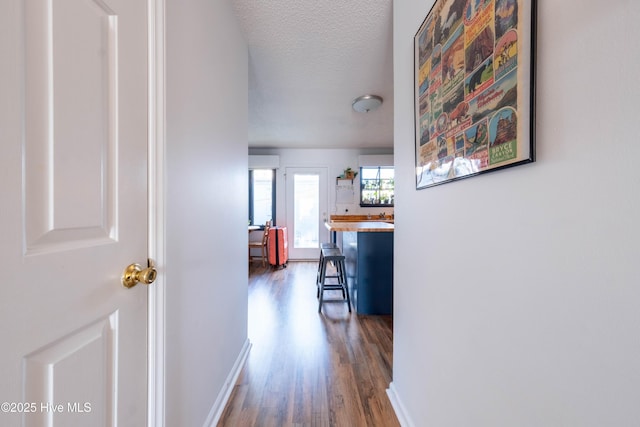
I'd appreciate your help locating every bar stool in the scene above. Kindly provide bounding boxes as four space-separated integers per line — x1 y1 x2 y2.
317 247 351 313
316 242 337 289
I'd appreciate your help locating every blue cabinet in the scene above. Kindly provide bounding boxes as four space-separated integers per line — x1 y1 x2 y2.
342 231 393 315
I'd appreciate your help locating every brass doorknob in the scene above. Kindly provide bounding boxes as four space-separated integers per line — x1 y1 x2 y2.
122 259 157 288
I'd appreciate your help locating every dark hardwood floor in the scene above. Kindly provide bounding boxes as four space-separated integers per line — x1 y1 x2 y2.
217 261 399 427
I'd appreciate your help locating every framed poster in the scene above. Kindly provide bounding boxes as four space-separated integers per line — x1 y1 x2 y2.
414 0 536 189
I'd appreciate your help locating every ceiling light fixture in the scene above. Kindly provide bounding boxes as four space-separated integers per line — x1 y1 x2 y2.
352 95 383 113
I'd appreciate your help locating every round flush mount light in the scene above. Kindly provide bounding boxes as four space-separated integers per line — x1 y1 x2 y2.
352 94 383 113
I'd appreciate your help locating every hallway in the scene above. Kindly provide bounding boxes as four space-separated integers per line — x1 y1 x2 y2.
218 261 399 426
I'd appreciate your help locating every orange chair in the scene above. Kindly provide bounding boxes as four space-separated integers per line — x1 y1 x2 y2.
249 220 271 266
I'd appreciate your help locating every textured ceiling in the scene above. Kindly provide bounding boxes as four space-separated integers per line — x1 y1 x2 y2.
231 0 394 149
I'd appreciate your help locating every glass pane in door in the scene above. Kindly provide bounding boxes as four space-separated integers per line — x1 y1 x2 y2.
293 174 319 248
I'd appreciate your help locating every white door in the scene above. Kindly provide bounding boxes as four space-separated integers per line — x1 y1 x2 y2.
285 168 329 260
0 0 150 426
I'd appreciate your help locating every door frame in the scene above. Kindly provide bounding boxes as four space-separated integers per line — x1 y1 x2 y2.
148 0 166 425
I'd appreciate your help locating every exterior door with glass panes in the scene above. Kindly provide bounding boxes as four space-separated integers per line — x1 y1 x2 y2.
285 167 329 260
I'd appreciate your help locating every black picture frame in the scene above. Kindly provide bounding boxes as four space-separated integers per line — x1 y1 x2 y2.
414 0 536 189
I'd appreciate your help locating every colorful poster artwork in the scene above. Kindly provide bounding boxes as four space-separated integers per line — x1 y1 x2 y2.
495 29 517 80
414 0 534 189
468 68 517 122
489 107 518 164
495 0 518 39
464 119 489 156
442 26 465 96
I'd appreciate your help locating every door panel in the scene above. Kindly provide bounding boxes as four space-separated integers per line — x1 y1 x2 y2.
24 0 118 254
285 168 329 260
24 314 117 426
0 0 149 425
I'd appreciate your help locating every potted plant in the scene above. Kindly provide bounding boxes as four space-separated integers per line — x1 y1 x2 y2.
344 167 358 179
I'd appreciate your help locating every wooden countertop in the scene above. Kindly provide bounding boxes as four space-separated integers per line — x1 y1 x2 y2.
324 221 394 232
329 214 393 223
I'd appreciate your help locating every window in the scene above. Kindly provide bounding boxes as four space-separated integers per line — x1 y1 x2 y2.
360 166 394 207
249 169 275 226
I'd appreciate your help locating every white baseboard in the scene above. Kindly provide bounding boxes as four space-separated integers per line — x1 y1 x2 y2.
203 339 252 427
387 382 414 427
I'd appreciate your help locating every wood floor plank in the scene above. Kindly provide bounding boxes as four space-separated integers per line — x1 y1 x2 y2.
217 261 399 427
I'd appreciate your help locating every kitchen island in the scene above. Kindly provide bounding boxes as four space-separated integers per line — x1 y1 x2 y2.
324 220 394 315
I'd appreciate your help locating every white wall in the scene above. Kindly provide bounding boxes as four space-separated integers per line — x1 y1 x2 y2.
392 1 640 426
165 0 248 425
249 148 394 221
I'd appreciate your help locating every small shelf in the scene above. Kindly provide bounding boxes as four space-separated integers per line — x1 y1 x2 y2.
336 178 355 204
336 177 355 184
